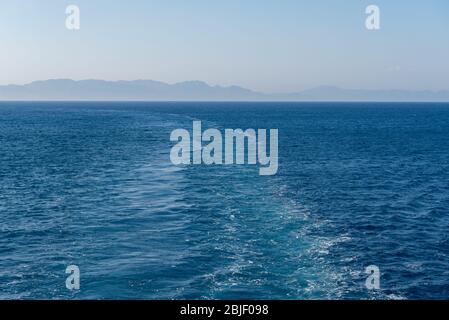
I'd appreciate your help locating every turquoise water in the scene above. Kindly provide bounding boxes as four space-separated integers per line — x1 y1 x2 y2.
1 102 448 299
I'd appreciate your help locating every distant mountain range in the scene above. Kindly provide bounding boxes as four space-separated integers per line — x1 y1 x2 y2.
1 79 448 102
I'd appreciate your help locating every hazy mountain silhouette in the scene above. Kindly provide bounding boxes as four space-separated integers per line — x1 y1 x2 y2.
1 79 448 101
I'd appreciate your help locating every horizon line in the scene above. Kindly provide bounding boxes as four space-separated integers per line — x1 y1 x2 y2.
2 100 449 104
2 78 449 95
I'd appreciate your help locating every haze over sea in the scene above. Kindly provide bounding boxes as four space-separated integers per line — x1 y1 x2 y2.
1 102 448 299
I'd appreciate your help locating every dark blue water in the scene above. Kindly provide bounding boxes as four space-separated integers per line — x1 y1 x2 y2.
1 102 448 300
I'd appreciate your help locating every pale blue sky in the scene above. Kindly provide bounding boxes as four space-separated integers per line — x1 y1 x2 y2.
1 0 448 92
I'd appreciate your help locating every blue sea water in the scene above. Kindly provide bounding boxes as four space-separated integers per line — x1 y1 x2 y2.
0 101 449 300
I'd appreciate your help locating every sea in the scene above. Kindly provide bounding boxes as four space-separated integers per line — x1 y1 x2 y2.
0 101 448 299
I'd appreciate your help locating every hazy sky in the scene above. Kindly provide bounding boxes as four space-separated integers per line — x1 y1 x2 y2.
1 0 448 92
